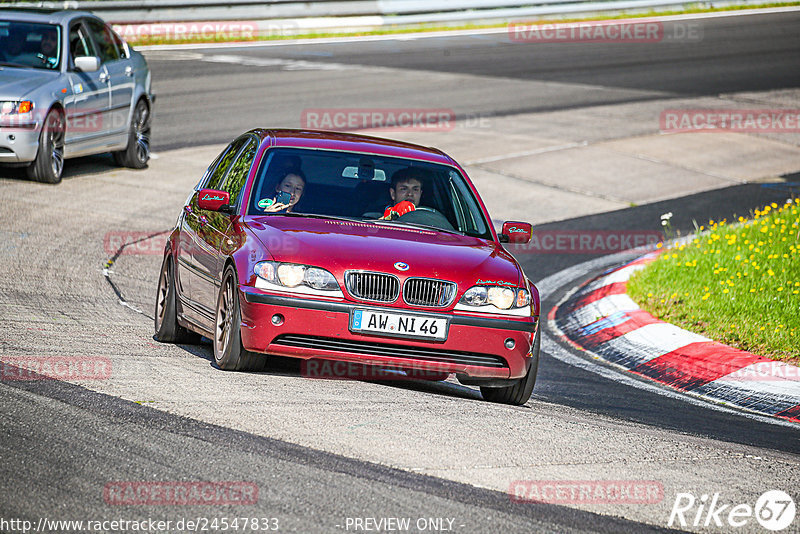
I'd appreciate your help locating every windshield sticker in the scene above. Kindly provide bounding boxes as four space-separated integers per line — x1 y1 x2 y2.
257 198 275 209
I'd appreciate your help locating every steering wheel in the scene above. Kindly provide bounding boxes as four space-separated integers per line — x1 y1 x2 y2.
396 206 455 231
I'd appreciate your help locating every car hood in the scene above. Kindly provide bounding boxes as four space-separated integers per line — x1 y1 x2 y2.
0 68 56 100
246 216 525 288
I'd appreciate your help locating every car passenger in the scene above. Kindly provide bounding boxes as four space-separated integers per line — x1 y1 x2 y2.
260 170 306 213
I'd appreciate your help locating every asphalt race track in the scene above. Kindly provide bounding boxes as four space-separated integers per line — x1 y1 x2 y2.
1 9 799 534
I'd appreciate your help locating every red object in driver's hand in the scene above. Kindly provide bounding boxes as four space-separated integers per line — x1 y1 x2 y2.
393 201 416 216
382 201 416 219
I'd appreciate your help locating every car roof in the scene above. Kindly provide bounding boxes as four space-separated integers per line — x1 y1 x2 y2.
250 129 458 167
0 9 97 24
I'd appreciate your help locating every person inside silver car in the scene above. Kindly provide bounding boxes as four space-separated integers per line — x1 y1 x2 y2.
1 25 59 69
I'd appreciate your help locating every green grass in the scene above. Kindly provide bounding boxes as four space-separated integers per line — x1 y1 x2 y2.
627 199 800 363
122 2 800 46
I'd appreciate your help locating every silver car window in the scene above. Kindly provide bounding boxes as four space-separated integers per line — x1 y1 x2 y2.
0 21 61 70
69 22 96 63
86 19 120 64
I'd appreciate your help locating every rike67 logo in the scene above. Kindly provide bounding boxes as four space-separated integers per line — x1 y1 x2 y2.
669 490 796 531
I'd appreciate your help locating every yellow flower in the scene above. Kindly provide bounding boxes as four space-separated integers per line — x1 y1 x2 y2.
702 293 710 300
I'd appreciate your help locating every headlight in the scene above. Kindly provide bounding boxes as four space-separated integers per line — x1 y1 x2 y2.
304 267 339 290
277 264 305 287
254 261 341 293
458 285 531 311
0 101 33 115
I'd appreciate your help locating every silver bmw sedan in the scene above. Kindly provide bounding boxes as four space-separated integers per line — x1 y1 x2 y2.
0 9 155 183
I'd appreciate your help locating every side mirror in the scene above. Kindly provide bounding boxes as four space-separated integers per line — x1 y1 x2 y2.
499 221 532 244
197 189 232 212
74 56 100 73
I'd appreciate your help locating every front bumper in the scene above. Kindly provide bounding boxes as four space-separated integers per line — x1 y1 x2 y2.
0 122 40 163
239 287 537 380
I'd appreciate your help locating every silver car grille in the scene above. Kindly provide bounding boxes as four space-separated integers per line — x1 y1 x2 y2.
345 271 400 302
403 278 457 307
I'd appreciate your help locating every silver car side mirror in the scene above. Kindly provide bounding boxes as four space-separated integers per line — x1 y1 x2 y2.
74 56 100 72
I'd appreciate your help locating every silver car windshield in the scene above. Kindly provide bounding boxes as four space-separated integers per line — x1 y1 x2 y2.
0 21 61 70
247 147 492 240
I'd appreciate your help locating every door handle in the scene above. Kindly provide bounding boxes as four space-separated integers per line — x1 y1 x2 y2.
124 66 133 77
99 72 109 83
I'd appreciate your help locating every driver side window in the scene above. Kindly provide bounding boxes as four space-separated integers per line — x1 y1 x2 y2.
69 22 96 64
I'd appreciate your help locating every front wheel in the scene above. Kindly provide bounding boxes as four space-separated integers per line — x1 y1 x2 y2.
27 109 64 184
481 327 540 406
214 266 265 371
113 99 150 169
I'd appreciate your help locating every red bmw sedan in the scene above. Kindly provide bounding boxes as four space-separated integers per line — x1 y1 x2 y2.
155 129 540 405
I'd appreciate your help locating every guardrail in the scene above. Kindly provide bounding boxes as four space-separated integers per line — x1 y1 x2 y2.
5 0 778 32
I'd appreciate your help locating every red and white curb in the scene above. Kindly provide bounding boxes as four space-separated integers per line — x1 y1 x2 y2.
549 253 800 424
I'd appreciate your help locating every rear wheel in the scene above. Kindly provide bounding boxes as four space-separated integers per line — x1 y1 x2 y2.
113 99 150 169
214 266 265 371
481 327 540 406
154 255 198 344
27 109 64 184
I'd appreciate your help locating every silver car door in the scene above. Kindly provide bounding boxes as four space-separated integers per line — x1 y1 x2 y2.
86 19 132 137
64 20 111 148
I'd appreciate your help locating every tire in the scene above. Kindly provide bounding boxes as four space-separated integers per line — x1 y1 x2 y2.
214 266 265 371
154 255 199 344
26 109 65 184
481 327 540 406
113 99 150 169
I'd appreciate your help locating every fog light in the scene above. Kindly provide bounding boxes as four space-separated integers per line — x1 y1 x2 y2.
504 338 515 350
271 314 284 326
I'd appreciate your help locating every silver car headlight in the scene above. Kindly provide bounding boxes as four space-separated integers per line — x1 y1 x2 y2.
0 100 34 115
254 261 341 295
456 285 531 315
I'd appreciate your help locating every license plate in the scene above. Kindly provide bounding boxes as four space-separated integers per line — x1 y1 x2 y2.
350 309 448 341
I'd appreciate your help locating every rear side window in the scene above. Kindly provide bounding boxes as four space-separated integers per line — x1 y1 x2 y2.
222 138 258 205
86 20 119 63
204 137 250 190
109 27 129 59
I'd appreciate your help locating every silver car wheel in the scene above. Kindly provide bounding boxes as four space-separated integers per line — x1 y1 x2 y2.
46 114 65 178
133 100 150 164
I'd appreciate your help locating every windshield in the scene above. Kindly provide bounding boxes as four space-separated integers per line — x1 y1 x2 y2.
247 147 492 239
0 21 61 70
